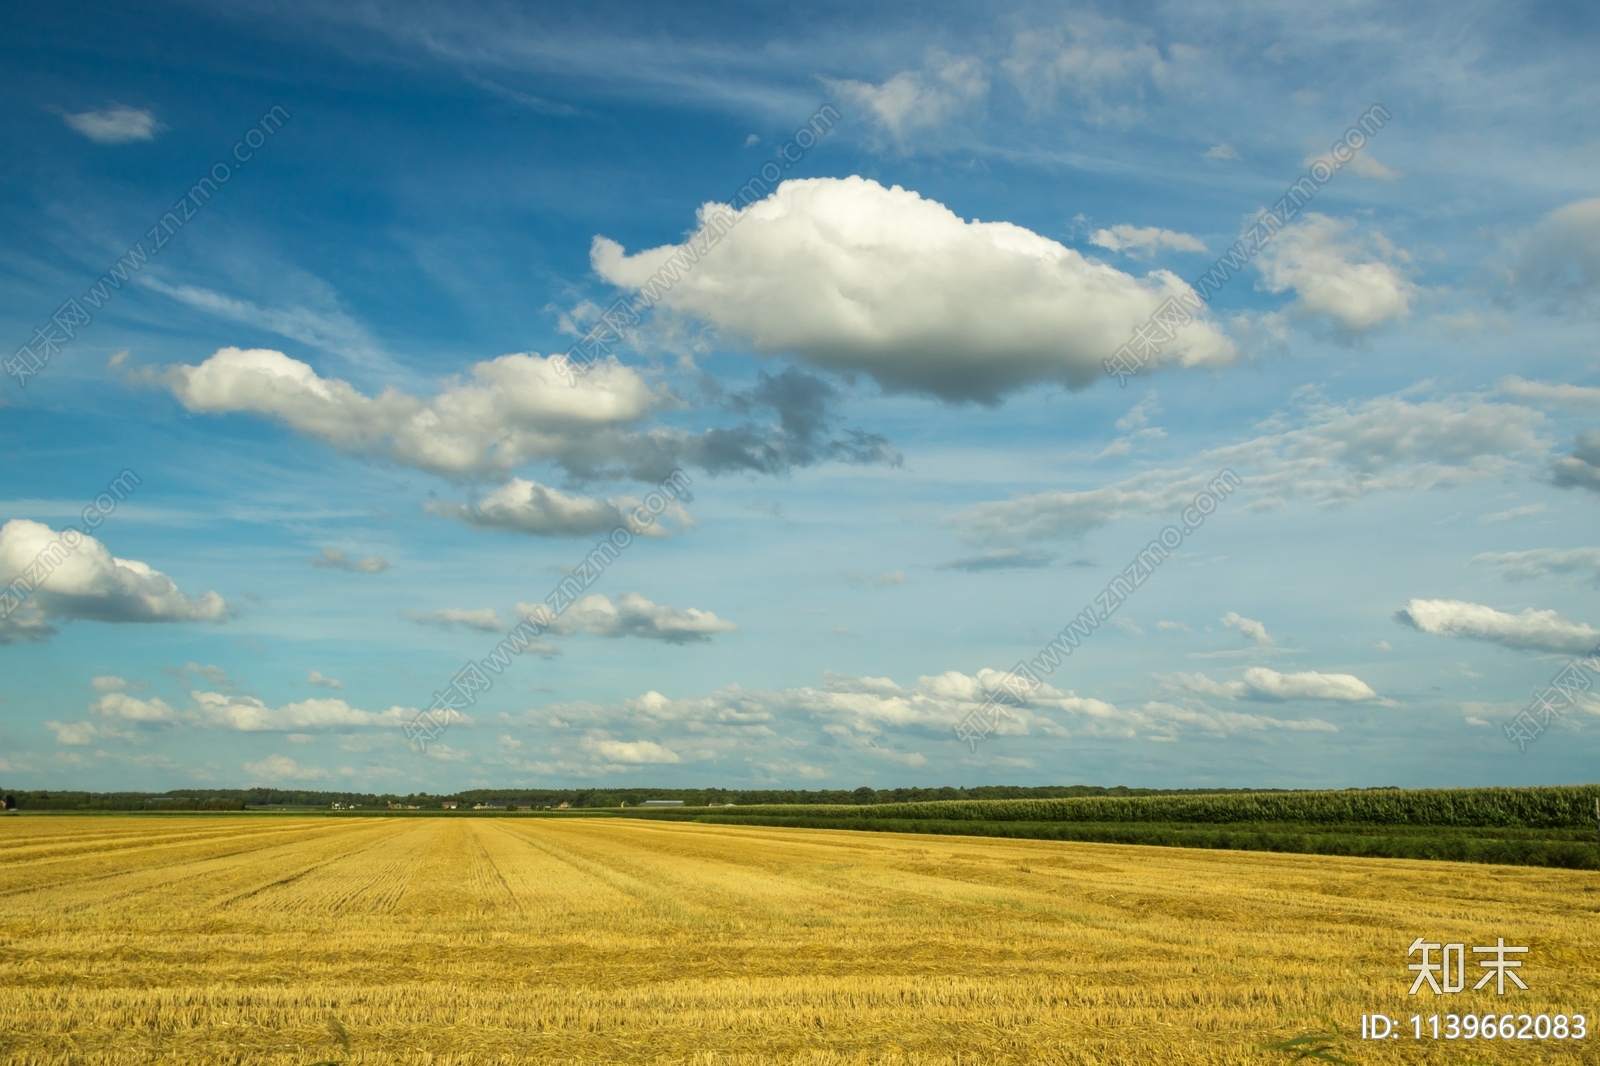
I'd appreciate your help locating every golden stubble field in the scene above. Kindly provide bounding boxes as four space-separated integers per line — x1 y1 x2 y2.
0 815 1595 1065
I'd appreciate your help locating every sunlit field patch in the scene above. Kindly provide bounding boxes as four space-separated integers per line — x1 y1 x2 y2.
0 815 1593 1064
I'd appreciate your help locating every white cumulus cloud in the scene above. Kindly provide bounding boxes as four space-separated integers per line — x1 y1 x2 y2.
93 692 180 722
244 754 329 783
531 592 736 644
1089 224 1207 259
426 478 690 539
1255 213 1415 333
1221 611 1274 646
1395 599 1600 656
591 176 1235 403
150 346 662 479
307 670 344 689
45 721 103 745
196 692 416 732
0 520 226 639
583 738 683 764
1168 667 1379 702
1498 377 1600 412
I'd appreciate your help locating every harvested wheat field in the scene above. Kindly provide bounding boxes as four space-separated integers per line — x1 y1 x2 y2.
0 814 1594 1065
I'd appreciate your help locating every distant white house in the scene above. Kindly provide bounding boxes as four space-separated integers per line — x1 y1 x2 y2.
640 800 684 807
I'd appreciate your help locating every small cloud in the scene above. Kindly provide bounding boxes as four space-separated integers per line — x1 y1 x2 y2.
45 720 100 745
184 662 236 687
532 593 735 645
1221 611 1274 646
63 105 160 144
744 133 760 147
1205 143 1239 160
1110 617 1144 636
1479 504 1549 523
1115 392 1162 432
244 753 329 782
1498 376 1600 412
875 570 908 587
936 548 1056 572
1303 148 1400 181
1473 547 1600 585
404 608 503 633
1465 716 1491 727
583 737 682 764
1371 639 1392 651
1157 620 1192 633
1089 224 1208 260
307 670 344 689
311 548 390 573
1167 666 1380 702
91 675 128 693
286 733 314 743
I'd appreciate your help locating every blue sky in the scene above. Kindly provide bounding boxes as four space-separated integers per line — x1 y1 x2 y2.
3 0 1599 793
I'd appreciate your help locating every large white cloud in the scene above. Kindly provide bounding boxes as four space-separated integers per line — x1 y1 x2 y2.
1255 214 1415 333
0 520 226 637
148 347 885 491
426 478 690 538
155 346 659 479
1169 667 1380 703
591 176 1235 403
949 392 1548 543
529 592 736 644
1395 598 1600 656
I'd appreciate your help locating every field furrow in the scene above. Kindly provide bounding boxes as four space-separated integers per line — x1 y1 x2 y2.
0 814 1594 1065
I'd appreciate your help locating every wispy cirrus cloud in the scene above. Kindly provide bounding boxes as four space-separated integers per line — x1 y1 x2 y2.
310 547 390 573
1473 547 1600 585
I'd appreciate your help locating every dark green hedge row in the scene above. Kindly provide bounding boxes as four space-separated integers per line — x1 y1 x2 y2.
660 786 1600 830
667 815 1600 870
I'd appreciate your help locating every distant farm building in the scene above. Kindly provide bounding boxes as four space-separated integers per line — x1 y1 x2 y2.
640 800 684 807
